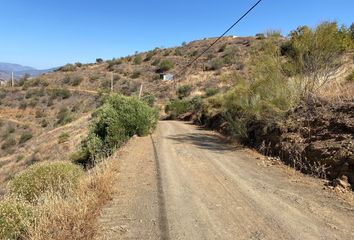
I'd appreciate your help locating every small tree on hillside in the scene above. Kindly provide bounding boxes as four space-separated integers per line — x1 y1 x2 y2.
286 22 349 94
176 84 192 99
350 23 354 40
134 55 142 65
159 60 174 72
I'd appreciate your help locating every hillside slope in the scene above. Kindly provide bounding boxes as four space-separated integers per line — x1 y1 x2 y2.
0 33 353 192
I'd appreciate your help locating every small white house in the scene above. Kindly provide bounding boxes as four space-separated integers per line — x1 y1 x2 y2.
0 79 6 86
160 73 174 81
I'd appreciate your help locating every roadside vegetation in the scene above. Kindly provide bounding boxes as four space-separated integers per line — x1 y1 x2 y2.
72 94 158 168
165 22 354 185
0 94 158 239
0 20 353 239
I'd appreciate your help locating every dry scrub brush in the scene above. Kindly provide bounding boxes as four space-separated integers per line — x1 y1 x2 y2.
0 160 118 240
29 161 117 240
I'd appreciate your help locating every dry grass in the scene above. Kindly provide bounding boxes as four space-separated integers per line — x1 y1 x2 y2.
319 81 354 102
0 158 118 240
28 160 118 240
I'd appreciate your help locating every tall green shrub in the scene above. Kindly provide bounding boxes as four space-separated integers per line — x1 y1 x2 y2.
76 94 158 167
284 22 351 94
176 84 192 99
159 60 174 72
107 94 158 137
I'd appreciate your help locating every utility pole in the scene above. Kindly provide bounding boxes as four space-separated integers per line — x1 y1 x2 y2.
11 72 14 87
138 84 143 99
111 72 114 92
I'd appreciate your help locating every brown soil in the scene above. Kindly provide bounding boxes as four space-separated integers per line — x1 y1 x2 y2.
248 97 354 189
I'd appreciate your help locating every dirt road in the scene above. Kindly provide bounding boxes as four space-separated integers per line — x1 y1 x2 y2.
97 121 354 240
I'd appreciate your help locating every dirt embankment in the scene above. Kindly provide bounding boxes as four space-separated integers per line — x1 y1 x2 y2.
247 98 354 189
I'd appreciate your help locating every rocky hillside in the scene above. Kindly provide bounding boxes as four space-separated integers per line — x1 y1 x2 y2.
37 36 260 102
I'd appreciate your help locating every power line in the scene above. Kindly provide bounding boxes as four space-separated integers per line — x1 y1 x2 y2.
176 0 263 78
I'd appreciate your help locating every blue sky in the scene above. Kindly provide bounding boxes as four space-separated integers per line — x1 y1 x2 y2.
0 0 353 69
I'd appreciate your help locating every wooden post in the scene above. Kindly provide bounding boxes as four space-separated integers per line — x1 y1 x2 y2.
139 84 143 99
11 72 14 87
111 72 114 92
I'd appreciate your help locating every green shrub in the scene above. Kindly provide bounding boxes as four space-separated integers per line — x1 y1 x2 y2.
8 127 15 134
40 119 48 128
78 132 105 166
22 78 49 88
0 90 6 100
35 109 45 118
176 84 192 99
159 60 174 72
49 88 71 99
165 99 190 119
285 22 351 94
106 94 158 137
0 197 34 239
131 70 141 79
189 96 203 113
100 79 111 91
77 94 158 167
92 104 127 149
223 51 236 65
19 131 33 145
152 58 160 66
205 87 219 97
142 93 156 107
8 162 83 203
58 132 70 143
144 51 155 61
255 33 266 39
175 48 183 56
210 58 225 70
16 155 25 162
96 58 103 63
89 74 99 82
164 49 172 56
219 44 227 52
1 137 16 150
60 64 76 72
25 89 35 99
75 62 82 67
63 75 83 86
134 55 143 65
191 50 198 56
18 74 30 87
346 70 354 82
19 101 27 110
56 107 73 125
70 75 83 86
28 98 38 108
47 98 54 107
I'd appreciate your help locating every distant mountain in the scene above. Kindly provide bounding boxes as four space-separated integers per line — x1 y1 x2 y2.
0 62 55 79
0 71 11 80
